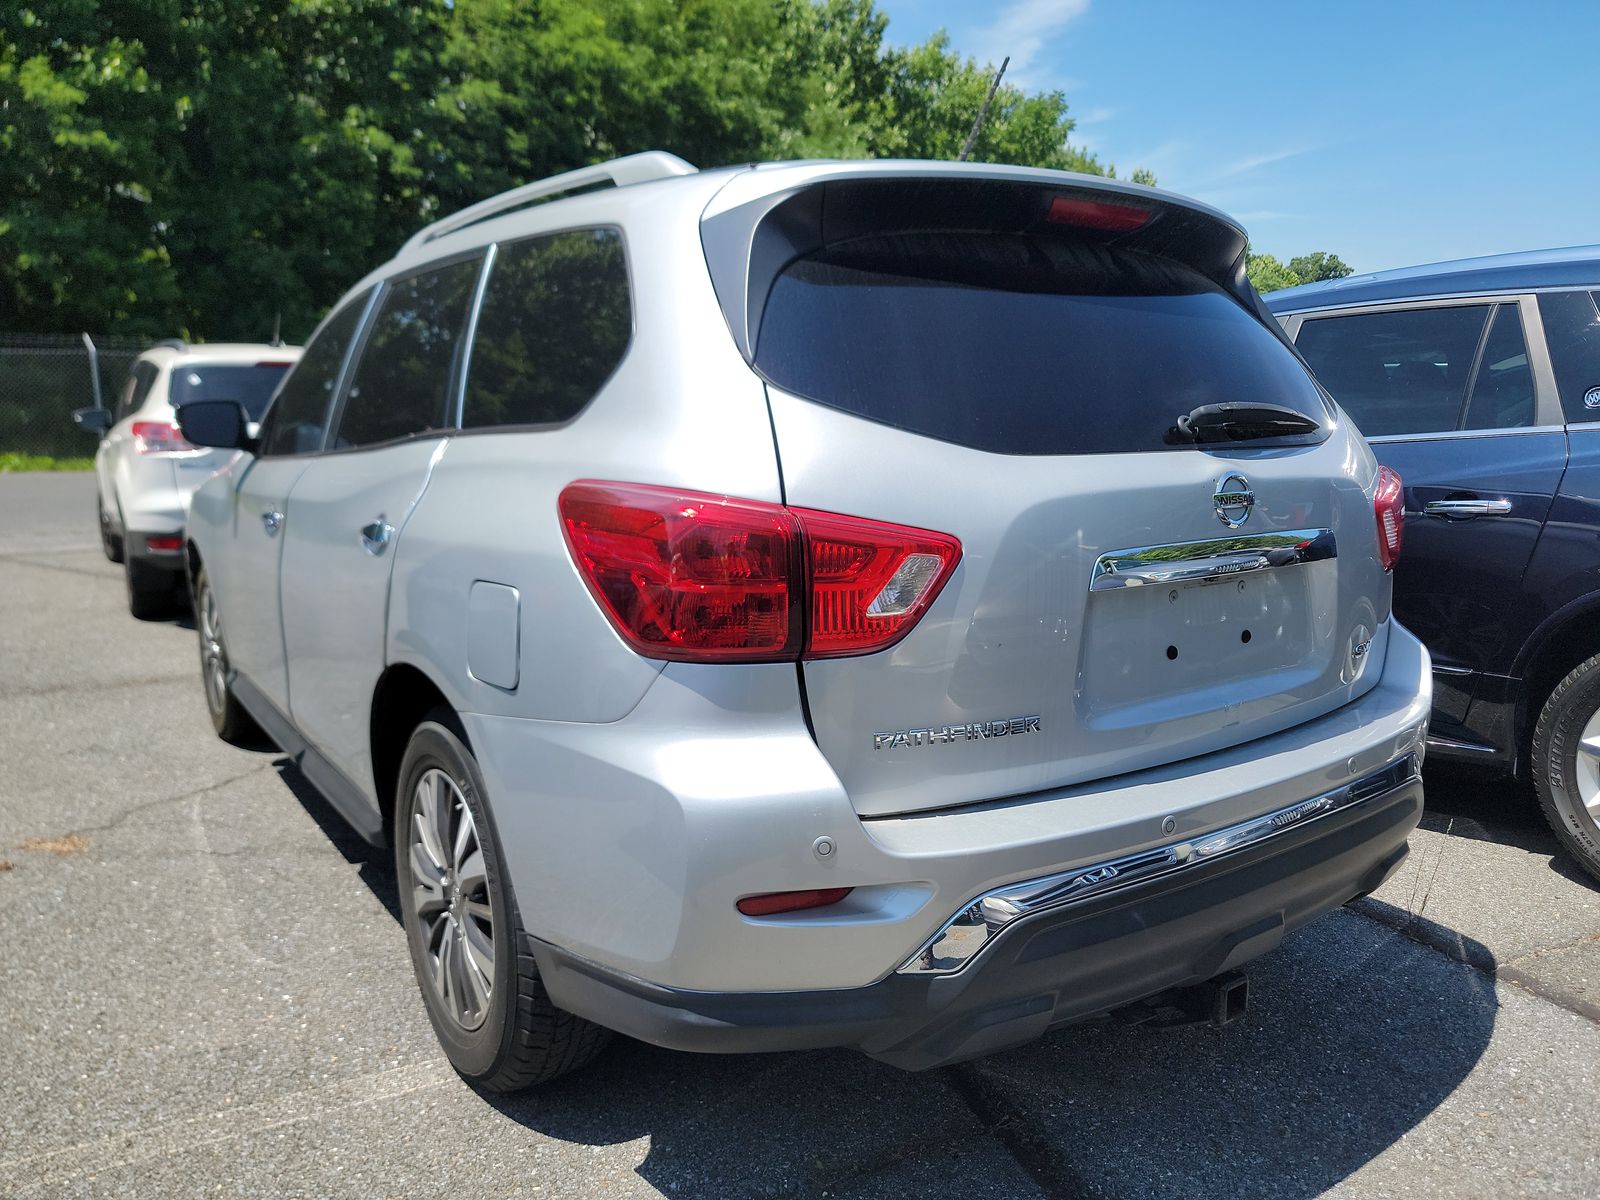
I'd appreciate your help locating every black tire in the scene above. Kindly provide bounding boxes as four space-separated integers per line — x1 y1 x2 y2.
125 552 177 620
98 492 124 564
1531 653 1600 886
395 713 609 1090
193 566 263 745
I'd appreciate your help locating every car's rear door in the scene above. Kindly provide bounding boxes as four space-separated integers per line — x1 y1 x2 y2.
278 253 484 808
1285 295 1566 729
210 294 373 714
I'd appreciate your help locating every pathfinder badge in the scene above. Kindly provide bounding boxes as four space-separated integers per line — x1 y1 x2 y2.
874 715 1042 750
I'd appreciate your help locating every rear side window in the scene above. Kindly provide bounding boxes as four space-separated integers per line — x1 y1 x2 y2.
262 293 370 457
335 257 483 450
462 228 631 429
752 233 1328 455
1461 305 1535 430
119 362 158 420
1295 305 1492 437
1538 290 1600 422
171 363 295 422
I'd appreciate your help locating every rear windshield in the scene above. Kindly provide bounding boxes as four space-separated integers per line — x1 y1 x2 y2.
171 362 294 421
753 234 1328 455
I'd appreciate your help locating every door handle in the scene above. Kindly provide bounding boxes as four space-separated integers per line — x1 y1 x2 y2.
360 517 395 555
262 510 284 537
1423 499 1513 518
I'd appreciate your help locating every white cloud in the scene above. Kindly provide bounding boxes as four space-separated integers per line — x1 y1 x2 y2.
972 0 1092 77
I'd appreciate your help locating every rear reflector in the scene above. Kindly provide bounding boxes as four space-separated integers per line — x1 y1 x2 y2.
737 888 853 917
1047 195 1151 232
131 421 193 455
1373 465 1404 572
144 535 183 554
558 482 961 663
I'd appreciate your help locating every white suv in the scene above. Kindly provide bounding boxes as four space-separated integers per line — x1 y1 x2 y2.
176 153 1431 1090
74 341 301 617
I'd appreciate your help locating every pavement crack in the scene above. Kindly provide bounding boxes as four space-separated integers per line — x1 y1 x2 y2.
946 1061 1097 1199
2 672 191 701
44 764 277 842
0 552 117 580
1350 898 1600 1027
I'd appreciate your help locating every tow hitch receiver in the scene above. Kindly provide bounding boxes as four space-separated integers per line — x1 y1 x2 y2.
1112 971 1249 1030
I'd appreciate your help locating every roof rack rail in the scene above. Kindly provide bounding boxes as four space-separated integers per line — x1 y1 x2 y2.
402 151 697 253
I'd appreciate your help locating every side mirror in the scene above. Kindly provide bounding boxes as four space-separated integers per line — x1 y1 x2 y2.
72 407 113 435
177 400 254 452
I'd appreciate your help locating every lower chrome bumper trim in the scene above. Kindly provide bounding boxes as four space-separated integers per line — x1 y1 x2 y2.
897 753 1422 976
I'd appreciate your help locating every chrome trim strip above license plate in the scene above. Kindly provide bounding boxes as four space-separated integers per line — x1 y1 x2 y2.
1090 528 1335 591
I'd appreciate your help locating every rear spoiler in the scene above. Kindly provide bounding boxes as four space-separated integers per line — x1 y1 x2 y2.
699 163 1264 362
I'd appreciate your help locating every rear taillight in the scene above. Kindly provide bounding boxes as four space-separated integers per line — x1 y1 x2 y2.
736 888 853 917
1374 465 1403 571
131 421 193 455
558 481 961 663
144 534 183 554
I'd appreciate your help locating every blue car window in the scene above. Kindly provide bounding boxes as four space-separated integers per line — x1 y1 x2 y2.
1296 305 1491 437
1461 305 1535 431
1538 291 1600 423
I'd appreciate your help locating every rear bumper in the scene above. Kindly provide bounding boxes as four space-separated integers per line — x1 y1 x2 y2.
533 760 1421 1070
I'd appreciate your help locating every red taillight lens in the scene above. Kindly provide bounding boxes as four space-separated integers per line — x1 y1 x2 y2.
558 482 961 663
131 421 192 455
559 482 804 661
736 887 853 917
1373 465 1404 572
144 534 183 554
793 508 961 658
1047 195 1151 232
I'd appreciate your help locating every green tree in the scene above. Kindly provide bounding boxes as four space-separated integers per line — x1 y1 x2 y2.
1247 248 1355 293
1287 250 1353 283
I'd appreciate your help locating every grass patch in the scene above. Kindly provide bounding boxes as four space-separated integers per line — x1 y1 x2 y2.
0 452 95 472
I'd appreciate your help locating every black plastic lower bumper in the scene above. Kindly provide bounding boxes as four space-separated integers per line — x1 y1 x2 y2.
533 771 1422 1071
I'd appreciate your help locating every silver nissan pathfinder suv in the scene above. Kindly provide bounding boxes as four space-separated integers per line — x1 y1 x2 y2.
176 153 1431 1090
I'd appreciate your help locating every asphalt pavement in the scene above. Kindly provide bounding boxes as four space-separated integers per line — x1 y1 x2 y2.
2 470 1598 1199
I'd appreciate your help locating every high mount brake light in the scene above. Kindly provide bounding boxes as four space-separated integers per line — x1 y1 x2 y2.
1046 195 1152 232
558 482 961 663
1373 465 1404 572
131 421 193 455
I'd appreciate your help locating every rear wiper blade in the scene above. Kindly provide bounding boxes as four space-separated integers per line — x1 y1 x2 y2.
1166 402 1321 444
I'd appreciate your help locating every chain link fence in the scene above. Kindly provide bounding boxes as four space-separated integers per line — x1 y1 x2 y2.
0 333 147 460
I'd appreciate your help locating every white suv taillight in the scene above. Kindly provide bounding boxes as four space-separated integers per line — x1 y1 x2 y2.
558 481 961 662
131 420 194 455
1373 465 1403 572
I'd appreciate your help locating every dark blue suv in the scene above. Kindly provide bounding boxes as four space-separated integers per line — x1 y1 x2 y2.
1268 248 1600 882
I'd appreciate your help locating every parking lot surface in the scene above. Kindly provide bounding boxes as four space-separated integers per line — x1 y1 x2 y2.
3 470 1599 1199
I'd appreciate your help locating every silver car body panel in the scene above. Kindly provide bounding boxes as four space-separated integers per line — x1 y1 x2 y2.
184 156 1428 1011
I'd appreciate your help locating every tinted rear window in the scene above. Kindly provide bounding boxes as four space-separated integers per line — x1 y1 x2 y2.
170 363 294 421
1538 290 1600 422
753 234 1328 455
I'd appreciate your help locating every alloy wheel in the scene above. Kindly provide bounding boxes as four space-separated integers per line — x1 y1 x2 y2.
1569 706 1600 830
198 582 228 716
409 768 495 1030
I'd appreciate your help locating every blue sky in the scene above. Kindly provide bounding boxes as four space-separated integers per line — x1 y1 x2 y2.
882 0 1599 273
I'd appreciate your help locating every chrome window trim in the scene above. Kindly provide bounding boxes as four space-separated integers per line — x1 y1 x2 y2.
1365 424 1564 445
896 753 1423 977
1089 528 1335 591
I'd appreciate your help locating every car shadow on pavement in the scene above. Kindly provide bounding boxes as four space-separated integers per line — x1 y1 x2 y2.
260 754 1503 1198
1421 763 1598 890
270 757 401 922
479 912 1499 1199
